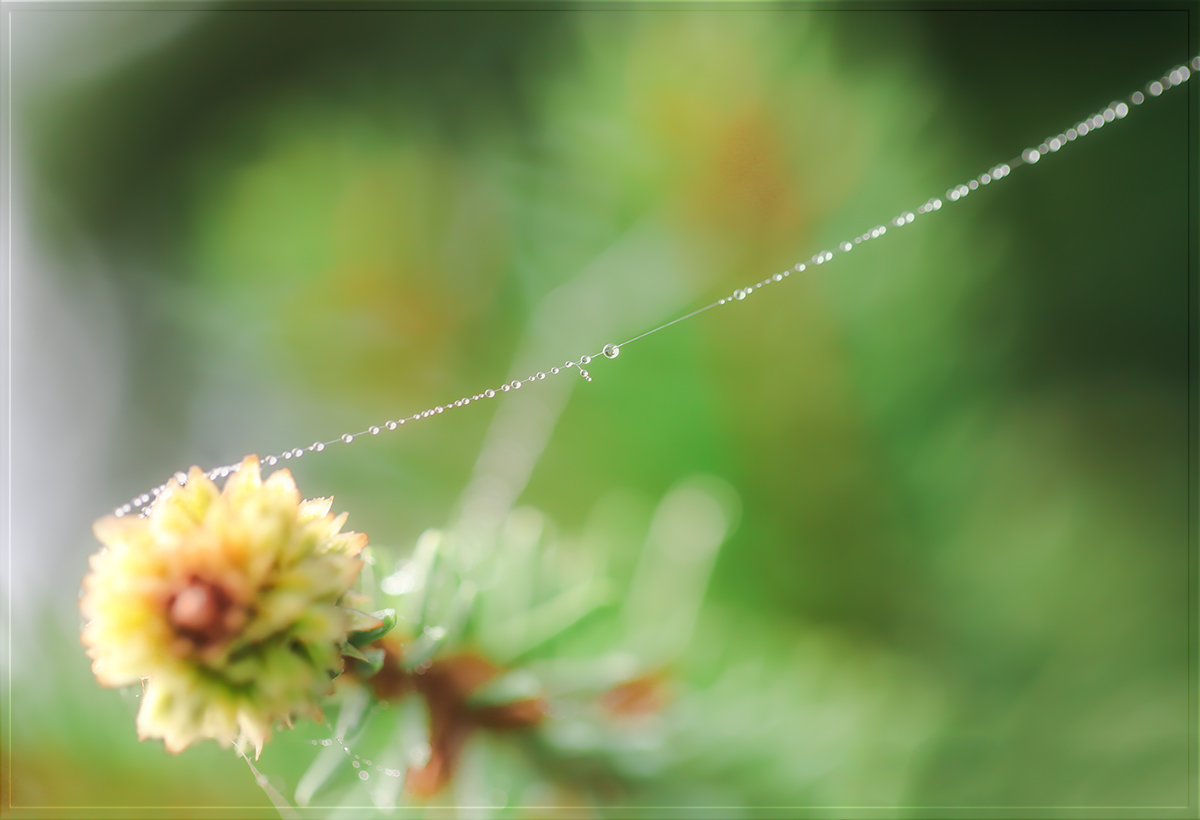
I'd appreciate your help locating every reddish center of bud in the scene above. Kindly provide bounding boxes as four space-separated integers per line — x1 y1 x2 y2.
167 578 236 646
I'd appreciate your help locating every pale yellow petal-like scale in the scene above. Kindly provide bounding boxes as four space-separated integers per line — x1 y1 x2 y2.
220 456 263 501
92 515 154 551
297 497 333 523
153 475 218 536
340 531 368 557
263 468 300 503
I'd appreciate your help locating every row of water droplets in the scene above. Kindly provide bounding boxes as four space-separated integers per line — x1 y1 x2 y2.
114 56 1198 519
309 737 397 782
302 691 427 788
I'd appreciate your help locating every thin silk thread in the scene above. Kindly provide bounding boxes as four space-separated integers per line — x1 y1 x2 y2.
114 57 1198 518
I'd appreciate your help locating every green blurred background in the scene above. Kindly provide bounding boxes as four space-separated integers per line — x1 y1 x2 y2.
3 6 1195 817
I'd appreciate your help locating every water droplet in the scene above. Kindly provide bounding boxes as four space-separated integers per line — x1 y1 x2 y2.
485 389 495 398
435 406 444 413
773 273 783 281
550 367 560 375
462 398 470 405
718 298 726 305
580 355 592 365
266 456 278 465
501 384 510 392
359 771 369 781
365 760 372 766
311 740 319 745
386 421 397 430
1023 148 1040 164
840 241 852 252
322 739 333 746
353 761 360 768
602 344 620 359
537 371 547 379
283 451 292 459
369 426 380 435
342 434 354 443
734 289 747 300
511 380 522 389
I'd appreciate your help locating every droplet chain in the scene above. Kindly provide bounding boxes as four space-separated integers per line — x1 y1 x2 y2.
114 57 1197 517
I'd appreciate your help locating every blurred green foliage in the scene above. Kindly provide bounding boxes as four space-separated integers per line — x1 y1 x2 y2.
6 7 1192 816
